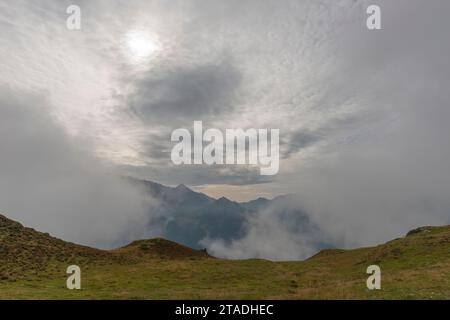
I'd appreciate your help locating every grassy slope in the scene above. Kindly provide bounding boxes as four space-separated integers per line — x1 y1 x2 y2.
1 214 449 299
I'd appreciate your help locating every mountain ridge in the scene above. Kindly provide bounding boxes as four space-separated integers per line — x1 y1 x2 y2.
129 177 277 204
0 213 209 281
129 178 282 249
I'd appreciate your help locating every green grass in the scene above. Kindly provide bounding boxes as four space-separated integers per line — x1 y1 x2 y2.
1 214 450 299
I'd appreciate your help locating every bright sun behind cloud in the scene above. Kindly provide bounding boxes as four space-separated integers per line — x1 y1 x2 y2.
124 30 161 63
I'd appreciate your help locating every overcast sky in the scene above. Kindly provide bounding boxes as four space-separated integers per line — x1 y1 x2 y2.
1 0 381 196
1 0 450 251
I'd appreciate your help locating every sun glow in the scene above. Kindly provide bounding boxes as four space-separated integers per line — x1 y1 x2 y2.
125 30 161 63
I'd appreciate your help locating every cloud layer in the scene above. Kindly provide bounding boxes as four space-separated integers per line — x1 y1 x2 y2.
0 87 156 248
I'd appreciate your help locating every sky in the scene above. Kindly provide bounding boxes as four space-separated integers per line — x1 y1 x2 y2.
1 0 450 254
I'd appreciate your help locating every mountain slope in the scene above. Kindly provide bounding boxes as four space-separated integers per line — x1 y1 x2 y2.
1 213 450 299
241 197 271 211
0 214 208 282
114 238 209 259
291 225 450 299
0 214 114 281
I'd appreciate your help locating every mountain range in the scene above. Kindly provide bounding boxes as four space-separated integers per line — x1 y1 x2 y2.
131 178 330 253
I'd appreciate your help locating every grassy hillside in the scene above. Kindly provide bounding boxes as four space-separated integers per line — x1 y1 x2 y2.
0 214 449 299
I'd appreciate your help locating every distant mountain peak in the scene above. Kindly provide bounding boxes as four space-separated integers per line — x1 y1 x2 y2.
255 197 269 201
216 196 236 205
175 184 191 192
240 196 272 211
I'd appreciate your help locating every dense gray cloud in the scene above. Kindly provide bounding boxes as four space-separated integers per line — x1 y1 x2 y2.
125 163 273 187
279 0 450 249
202 196 332 261
125 60 241 126
280 130 320 159
0 87 158 249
